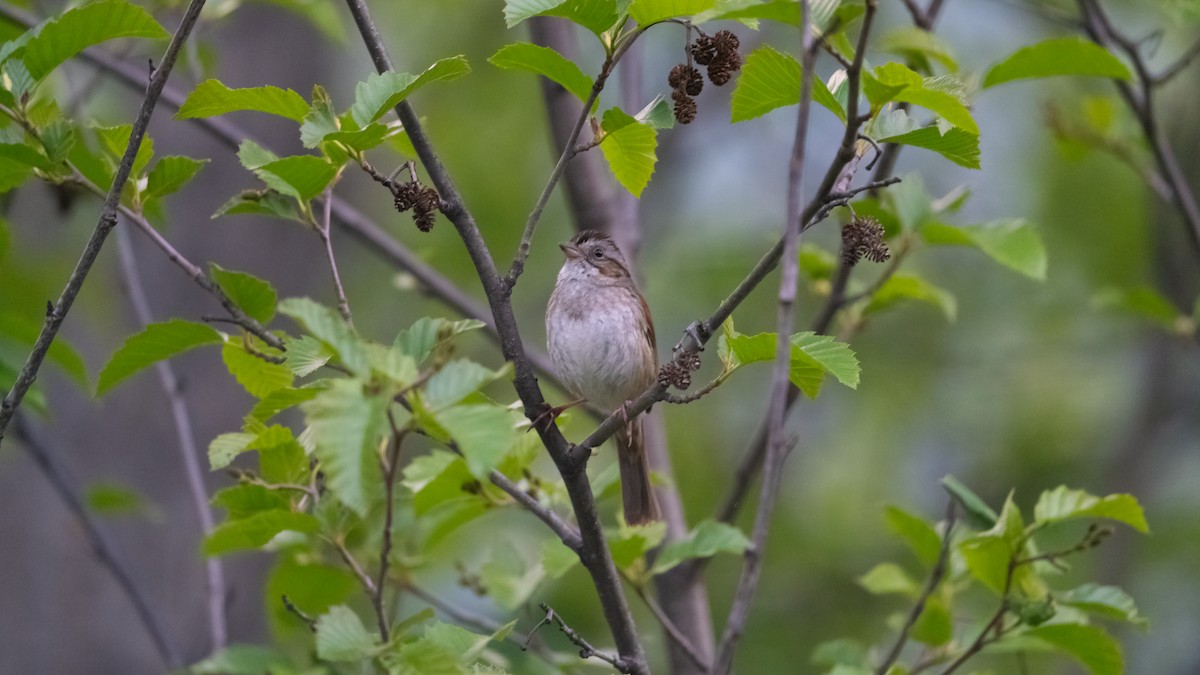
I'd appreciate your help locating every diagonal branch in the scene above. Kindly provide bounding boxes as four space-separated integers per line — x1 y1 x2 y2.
341 2 647 670
713 1 823 670
12 417 182 668
0 0 210 448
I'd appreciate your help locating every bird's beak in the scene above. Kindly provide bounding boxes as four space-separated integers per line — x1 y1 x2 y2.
559 242 582 259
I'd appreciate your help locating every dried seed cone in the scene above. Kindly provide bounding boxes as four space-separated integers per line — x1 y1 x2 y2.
712 30 740 57
671 89 697 124
841 216 890 266
412 186 440 233
690 34 717 66
707 60 734 86
393 181 421 212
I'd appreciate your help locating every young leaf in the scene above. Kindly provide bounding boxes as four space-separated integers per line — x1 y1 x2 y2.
349 56 471 127
791 332 860 389
599 107 657 197
628 0 715 25
0 309 89 388
866 274 957 322
941 475 998 528
283 335 335 377
503 0 619 34
203 510 319 555
731 45 844 123
393 317 486 362
266 561 357 635
190 645 292 675
921 219 1047 280
299 86 339 148
176 80 310 122
865 63 977 133
435 404 518 478
635 94 675 130
879 125 980 169
315 605 378 662
85 482 151 517
144 156 207 202
489 42 595 104
256 155 336 202
503 0 571 27
279 298 369 374
878 25 958 73
213 189 303 223
651 520 750 574
93 125 154 178
1032 486 1149 533
423 360 511 410
857 562 920 597
96 320 222 396
983 36 1131 89
209 264 277 324
1059 584 1148 627
221 343 293 398
19 0 168 81
884 506 943 568
1024 623 1123 675
211 484 291 520
302 379 387 516
208 432 255 471
1092 286 1182 331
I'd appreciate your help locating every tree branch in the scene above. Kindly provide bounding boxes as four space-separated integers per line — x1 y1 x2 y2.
12 417 182 668
523 603 633 672
114 223 227 652
713 2 823 670
341 2 647 670
318 188 354 325
0 0 209 448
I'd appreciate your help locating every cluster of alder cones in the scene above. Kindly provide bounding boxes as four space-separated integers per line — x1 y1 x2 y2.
841 216 891 266
658 348 702 390
668 29 743 124
393 180 440 232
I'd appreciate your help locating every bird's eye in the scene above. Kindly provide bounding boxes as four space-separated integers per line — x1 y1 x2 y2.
591 248 605 259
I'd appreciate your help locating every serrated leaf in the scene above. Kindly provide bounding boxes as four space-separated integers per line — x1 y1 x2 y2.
0 141 52 169
628 0 715 25
983 36 1131 89
857 562 919 597
208 432 255 471
203 510 319 555
1033 486 1148 533
489 42 595 104
279 298 369 374
176 80 309 122
731 45 844 123
299 85 339 148
609 521 667 568
209 264 277 324
350 57 471 127
635 94 675 130
267 560 357 635
190 645 291 675
93 124 154 179
303 380 387 516
651 520 750 574
791 332 860 389
365 343 420 385
220 343 292 398
884 506 943 568
211 484 291 520
879 125 980 169
1059 583 1147 627
394 317 486 362
256 155 336 202
144 156 207 202
866 274 957 322
503 0 619 34
97 320 222 396
865 63 976 133
436 404 517 478
424 360 510 410
922 219 1047 280
879 25 958 73
18 0 168 81
401 450 472 514
237 140 279 170
1024 623 1123 675
599 107 657 197
213 189 303 222
503 0 569 27
283 335 335 377
316 605 378 662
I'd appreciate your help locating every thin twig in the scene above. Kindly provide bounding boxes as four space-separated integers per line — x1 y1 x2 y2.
114 223 227 652
374 425 407 642
341 1 648 670
282 595 317 631
1153 38 1200 84
524 603 632 672
12 417 182 667
876 500 957 674
713 3 824 671
631 582 710 671
318 187 354 325
0 0 210 448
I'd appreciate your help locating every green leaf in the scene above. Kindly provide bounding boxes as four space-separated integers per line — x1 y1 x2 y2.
1092 286 1182 331
424 360 511 409
652 520 750 574
211 484 290 520
866 274 957 322
0 141 53 170
176 80 310 122
350 56 471 127
402 450 475 514
719 324 858 398
628 0 715 25
857 562 919 597
546 0 622 33
879 124 980 169
0 309 89 388
143 156 207 202
191 645 291 675
480 544 545 610
1024 623 1123 675
256 155 336 202
94 124 154 179
812 638 870 669
85 483 150 517
221 342 293 398
237 139 279 170
731 45 844 123
609 521 667 568
213 189 303 222
921 219 1047 280
884 506 943 568
283 335 335 377
489 42 595 104
983 36 1131 89
635 94 675 130
18 0 168 81
941 475 998 529
799 243 838 280
879 26 958 73
248 386 323 423
542 538 579 579
208 432 255 471
279 297 369 374
96 320 222 396
366 343 420 385
266 560 357 634
209 264 277 324
316 605 378 662
503 0 569 27
910 597 953 646
40 119 75 164
203 510 319 555
1033 486 1149 533
865 63 976 133
701 0 810 28
791 332 860 390
1059 583 1147 627
302 379 387 516
599 107 657 197
299 85 339 148
394 317 486 362
436 404 518 478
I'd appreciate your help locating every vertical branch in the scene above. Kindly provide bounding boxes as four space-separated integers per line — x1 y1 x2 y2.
0 0 210 448
114 224 227 651
12 417 182 668
713 2 820 672
318 189 354 325
340 2 648 671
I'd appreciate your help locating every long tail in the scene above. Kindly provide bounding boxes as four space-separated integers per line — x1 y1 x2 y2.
617 417 659 525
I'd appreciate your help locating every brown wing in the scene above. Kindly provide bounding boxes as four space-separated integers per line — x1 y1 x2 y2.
637 291 657 357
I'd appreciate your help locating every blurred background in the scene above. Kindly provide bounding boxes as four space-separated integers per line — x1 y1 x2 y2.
0 0 1197 673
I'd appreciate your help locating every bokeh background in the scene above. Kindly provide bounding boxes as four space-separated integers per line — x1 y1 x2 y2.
1 0 1197 673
